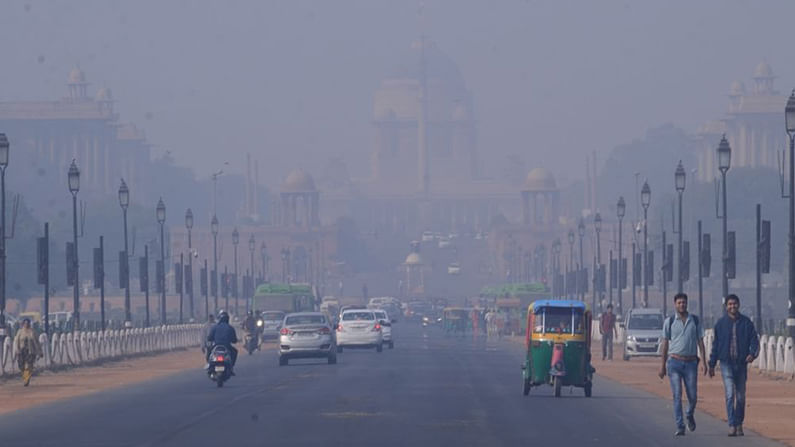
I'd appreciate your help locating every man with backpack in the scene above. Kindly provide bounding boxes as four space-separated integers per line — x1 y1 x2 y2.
658 293 707 437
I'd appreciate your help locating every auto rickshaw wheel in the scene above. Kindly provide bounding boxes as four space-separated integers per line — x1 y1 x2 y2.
584 381 592 397
553 377 562 397
522 378 531 396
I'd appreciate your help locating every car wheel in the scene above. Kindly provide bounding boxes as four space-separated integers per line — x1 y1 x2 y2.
623 353 630 361
279 356 288 366
376 343 383 353
336 345 343 353
328 353 337 365
522 378 531 396
389 341 394 349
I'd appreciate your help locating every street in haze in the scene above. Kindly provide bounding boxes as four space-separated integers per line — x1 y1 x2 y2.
0 324 783 447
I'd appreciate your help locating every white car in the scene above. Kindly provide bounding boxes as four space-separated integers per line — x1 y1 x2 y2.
438 237 452 249
447 262 461 275
336 309 383 353
260 311 286 340
372 309 394 349
421 231 434 242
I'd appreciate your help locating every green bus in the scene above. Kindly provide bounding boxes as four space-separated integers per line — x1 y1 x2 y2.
251 283 316 313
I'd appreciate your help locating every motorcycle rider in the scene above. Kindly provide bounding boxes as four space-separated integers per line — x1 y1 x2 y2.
207 311 238 375
254 310 264 349
242 310 258 352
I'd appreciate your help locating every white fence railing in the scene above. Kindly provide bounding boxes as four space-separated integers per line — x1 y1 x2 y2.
0 324 203 377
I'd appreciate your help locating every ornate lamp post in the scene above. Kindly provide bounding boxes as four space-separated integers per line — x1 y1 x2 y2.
578 219 585 302
567 229 575 298
593 212 602 311
552 238 561 296
156 198 166 324
68 160 81 330
717 136 731 300
260 242 268 282
0 134 8 337
675 161 686 294
118 179 131 325
617 196 626 313
785 92 795 336
211 215 219 313
248 234 255 312
232 227 239 316
641 181 651 308
185 208 194 320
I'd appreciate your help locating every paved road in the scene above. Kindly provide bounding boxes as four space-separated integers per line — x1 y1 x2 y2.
0 324 784 447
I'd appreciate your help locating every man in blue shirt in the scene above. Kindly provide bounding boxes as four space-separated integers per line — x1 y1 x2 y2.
658 293 707 437
708 294 759 437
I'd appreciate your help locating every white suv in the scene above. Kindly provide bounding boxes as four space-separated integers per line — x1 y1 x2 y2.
372 309 394 349
336 309 383 353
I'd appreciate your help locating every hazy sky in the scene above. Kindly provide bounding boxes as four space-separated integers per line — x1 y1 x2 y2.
1 0 793 187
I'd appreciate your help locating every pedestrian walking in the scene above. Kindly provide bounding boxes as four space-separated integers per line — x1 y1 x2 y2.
708 294 759 437
13 318 42 387
599 304 618 360
658 293 707 436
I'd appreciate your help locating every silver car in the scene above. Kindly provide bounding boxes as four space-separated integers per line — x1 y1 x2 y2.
261 311 286 340
278 312 336 366
622 308 664 360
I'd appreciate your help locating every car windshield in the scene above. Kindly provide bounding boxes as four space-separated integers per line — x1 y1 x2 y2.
342 312 374 321
285 315 325 326
628 313 663 330
534 307 584 334
262 312 285 321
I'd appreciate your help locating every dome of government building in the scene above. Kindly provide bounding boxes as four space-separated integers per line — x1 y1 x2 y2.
281 169 317 193
523 168 557 191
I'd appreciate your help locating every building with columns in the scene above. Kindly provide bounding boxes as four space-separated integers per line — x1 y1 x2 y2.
696 62 788 181
0 67 150 195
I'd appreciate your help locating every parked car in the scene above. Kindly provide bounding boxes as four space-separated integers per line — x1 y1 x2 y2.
447 262 461 275
372 309 394 349
261 311 286 340
621 308 664 360
421 231 434 242
278 312 336 366
336 309 383 353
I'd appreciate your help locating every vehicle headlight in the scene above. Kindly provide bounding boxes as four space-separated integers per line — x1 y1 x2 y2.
626 336 636 342
256 320 263 327
422 316 429 322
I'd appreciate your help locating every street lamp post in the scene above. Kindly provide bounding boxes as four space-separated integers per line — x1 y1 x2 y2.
593 213 602 311
578 219 585 302
675 161 686 294
118 179 131 326
248 234 255 313
211 215 219 313
551 239 561 296
785 91 795 336
156 198 166 325
260 242 268 282
567 229 575 299
717 136 731 300
68 160 81 330
0 134 8 338
617 197 626 314
185 208 194 320
641 181 651 308
232 228 239 316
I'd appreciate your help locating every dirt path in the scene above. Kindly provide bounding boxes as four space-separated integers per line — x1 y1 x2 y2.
592 346 795 446
0 348 206 415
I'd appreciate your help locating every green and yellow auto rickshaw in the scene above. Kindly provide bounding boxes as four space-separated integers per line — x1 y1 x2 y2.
442 307 471 334
521 300 593 397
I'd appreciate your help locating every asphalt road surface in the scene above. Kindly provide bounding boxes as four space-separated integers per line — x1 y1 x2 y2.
0 323 784 447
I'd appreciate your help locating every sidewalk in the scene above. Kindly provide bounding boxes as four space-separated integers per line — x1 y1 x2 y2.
0 347 204 415
592 346 795 446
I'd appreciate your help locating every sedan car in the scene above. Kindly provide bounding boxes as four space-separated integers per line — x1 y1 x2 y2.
372 309 394 349
261 311 286 340
336 309 383 353
278 312 336 366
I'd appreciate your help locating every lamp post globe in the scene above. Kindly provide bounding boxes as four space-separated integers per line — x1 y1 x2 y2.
211 215 219 235
617 197 626 220
578 218 585 238
185 208 193 230
232 228 239 246
718 135 732 173
568 229 575 246
0 133 9 169
594 212 602 233
156 198 166 224
675 160 686 193
786 90 795 135
68 159 80 194
641 181 651 210
248 234 255 253
118 179 129 210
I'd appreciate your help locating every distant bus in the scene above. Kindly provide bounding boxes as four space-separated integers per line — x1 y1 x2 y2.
251 283 316 314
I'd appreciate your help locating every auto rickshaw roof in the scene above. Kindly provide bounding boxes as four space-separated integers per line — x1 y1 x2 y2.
529 299 587 311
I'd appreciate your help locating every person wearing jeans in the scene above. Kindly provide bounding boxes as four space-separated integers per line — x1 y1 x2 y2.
658 293 707 437
708 294 759 437
599 304 618 360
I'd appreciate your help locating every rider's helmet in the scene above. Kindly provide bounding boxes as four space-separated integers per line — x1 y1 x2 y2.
247 310 254 317
217 310 230 324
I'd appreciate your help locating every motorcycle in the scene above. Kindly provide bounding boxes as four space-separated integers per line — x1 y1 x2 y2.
244 332 258 355
207 345 232 387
